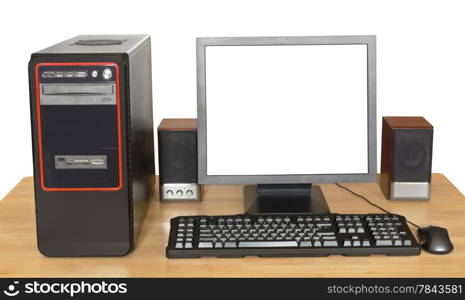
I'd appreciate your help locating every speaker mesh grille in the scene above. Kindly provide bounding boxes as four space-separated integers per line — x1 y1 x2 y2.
158 130 197 184
392 129 433 182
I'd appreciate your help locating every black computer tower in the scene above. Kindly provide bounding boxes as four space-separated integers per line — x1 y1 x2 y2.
28 35 155 256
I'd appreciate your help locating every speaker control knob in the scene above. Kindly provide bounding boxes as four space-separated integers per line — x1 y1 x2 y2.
166 190 174 196
176 190 183 197
186 190 194 196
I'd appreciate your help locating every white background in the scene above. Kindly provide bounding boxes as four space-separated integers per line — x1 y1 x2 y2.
0 0 464 199
205 45 368 175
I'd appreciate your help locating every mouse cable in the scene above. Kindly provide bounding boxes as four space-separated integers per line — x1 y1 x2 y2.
334 183 421 229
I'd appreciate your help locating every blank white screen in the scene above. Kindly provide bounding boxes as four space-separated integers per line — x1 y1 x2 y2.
205 44 368 176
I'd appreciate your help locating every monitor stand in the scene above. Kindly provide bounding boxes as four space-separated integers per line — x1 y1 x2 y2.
243 184 331 214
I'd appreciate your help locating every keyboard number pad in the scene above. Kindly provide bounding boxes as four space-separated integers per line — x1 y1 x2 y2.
365 215 412 247
175 218 195 249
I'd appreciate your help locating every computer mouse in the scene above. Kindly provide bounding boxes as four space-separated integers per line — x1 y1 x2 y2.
417 226 453 255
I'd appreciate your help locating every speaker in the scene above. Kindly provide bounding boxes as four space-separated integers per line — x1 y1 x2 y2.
380 116 433 200
158 119 200 201
29 35 155 256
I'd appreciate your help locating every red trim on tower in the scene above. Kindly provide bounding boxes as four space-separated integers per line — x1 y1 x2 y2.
35 62 123 191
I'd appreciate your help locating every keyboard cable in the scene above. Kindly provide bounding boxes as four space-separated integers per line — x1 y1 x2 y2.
334 183 421 229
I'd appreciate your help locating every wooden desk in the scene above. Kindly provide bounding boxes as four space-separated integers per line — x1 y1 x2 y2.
1 174 464 278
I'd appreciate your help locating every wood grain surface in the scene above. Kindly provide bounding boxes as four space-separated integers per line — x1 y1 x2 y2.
0 174 464 278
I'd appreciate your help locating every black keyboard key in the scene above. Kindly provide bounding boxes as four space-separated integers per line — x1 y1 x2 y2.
317 232 335 236
198 242 213 248
239 241 298 248
300 241 312 247
323 240 338 247
225 242 237 248
375 240 393 246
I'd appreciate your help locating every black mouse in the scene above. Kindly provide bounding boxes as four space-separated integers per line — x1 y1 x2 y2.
417 226 453 255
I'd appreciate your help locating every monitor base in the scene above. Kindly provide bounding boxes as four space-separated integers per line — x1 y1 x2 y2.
243 184 331 214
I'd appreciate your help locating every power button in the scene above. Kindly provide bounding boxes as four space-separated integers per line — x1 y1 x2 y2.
102 68 113 80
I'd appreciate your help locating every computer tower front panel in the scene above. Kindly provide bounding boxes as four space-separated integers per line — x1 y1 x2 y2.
29 58 132 256
35 63 123 190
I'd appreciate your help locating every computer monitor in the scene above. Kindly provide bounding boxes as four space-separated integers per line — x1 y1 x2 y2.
197 36 376 214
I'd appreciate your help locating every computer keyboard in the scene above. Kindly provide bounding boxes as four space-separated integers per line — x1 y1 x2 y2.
166 214 421 258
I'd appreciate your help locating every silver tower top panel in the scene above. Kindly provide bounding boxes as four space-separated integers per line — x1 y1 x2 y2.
35 34 150 54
